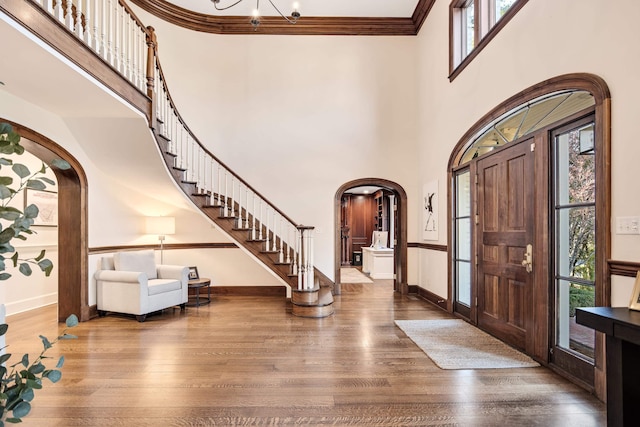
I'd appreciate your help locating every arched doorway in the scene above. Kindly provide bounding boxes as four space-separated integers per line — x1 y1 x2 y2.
7 120 89 322
334 178 407 295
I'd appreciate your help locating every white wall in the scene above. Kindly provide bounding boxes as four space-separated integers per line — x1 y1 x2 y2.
414 0 640 301
2 148 59 314
130 6 421 279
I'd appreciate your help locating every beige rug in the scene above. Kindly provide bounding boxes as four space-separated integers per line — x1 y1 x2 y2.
340 267 373 283
395 319 539 369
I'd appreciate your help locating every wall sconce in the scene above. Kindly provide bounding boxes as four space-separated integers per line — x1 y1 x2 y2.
145 216 175 264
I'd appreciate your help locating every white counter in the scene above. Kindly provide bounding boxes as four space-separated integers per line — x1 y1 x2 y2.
362 247 394 279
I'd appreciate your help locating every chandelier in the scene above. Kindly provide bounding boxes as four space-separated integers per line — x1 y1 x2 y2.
211 0 301 29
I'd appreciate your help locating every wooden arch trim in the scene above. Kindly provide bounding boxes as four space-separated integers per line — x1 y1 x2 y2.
334 178 408 295
3 119 90 323
129 0 435 36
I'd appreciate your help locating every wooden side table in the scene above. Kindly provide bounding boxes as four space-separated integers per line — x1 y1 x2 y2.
187 278 211 307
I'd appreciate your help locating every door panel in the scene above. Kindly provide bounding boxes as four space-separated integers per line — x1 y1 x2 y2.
477 140 534 351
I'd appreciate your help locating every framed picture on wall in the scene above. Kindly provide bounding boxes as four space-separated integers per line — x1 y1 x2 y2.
629 272 640 311
25 189 58 227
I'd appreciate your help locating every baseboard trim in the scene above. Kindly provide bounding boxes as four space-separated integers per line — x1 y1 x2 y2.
208 286 287 297
408 285 448 311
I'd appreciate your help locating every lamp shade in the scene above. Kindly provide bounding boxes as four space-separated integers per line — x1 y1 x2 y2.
145 216 175 236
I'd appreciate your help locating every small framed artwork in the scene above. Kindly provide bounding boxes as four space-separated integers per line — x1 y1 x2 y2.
188 266 199 281
25 188 58 227
628 272 640 311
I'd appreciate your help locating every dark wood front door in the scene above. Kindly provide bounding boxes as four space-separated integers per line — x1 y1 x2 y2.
477 139 534 351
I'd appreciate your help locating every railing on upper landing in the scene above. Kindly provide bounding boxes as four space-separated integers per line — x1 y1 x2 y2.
27 0 317 291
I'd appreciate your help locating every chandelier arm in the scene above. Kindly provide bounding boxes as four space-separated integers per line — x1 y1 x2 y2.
266 0 299 24
212 0 246 11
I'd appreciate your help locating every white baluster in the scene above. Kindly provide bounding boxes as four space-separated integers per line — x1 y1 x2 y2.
278 218 284 263
296 229 301 289
245 188 251 229
252 193 257 240
258 201 264 240
84 0 93 46
75 0 85 39
43 0 54 14
272 211 277 252
54 0 64 22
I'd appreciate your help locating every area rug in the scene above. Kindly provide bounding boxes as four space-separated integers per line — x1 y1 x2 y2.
340 267 373 283
394 319 539 369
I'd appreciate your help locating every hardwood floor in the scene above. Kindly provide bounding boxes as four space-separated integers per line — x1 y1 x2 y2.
4 281 605 426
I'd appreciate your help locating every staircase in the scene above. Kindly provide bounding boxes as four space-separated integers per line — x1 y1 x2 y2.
13 0 335 316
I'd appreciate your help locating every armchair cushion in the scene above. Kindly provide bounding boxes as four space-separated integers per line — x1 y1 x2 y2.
148 279 182 296
114 250 157 279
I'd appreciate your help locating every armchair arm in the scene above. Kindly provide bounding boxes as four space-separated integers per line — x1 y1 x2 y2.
157 265 188 281
95 270 147 284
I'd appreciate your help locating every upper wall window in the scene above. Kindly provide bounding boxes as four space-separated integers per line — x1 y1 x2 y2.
450 0 528 81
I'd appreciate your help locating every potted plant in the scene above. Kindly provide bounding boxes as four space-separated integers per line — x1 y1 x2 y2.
0 122 77 425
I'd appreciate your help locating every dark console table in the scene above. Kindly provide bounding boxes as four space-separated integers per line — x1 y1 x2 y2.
576 307 640 427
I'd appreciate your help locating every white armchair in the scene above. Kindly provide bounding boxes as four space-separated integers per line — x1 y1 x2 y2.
95 250 189 322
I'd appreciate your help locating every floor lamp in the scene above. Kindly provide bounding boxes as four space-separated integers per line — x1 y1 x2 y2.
145 216 175 264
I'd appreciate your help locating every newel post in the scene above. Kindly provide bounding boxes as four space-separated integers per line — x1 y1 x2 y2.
145 26 157 129
296 226 315 290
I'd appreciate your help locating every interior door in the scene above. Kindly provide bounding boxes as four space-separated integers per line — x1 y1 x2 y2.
476 139 534 351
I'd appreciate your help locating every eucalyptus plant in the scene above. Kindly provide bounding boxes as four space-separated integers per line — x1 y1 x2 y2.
0 122 76 424
0 122 70 280
0 314 78 425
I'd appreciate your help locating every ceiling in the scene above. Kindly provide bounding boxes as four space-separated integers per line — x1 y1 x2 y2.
169 0 421 18
130 0 434 35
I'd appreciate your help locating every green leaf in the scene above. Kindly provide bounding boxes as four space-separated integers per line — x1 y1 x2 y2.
0 272 11 280
0 157 13 165
0 122 13 135
56 356 65 368
11 163 30 179
44 370 62 383
39 177 55 186
11 400 31 418
66 314 79 327
60 334 77 340
25 180 45 191
20 388 35 402
34 249 46 261
28 363 45 375
11 252 18 267
18 263 32 276
20 354 29 368
0 185 13 199
38 259 53 276
0 228 15 244
0 176 13 186
0 323 7 335
51 159 70 170
39 335 52 350
0 206 23 221
23 204 38 219
0 353 12 364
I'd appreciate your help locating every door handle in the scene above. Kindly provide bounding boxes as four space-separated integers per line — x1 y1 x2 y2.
521 244 533 273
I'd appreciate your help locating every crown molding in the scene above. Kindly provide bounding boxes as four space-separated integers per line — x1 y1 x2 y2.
129 0 435 36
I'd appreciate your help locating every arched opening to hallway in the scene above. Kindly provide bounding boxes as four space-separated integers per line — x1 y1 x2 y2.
8 120 90 322
334 178 407 295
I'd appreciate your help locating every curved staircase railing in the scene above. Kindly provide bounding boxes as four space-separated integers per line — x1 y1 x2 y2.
23 0 334 316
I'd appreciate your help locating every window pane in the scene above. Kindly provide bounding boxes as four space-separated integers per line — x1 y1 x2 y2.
557 206 595 281
456 171 471 216
495 0 517 22
463 2 475 56
555 125 596 205
456 218 471 261
556 279 595 360
457 261 471 306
